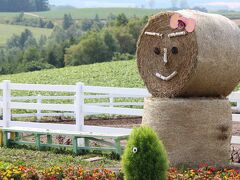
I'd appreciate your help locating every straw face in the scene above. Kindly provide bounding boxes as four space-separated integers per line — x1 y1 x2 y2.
137 12 198 97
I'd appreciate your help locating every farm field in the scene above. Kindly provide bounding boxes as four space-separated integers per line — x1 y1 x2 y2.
0 60 144 88
0 23 52 47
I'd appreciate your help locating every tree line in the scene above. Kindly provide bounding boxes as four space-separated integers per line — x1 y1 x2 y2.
0 0 49 12
0 13 144 74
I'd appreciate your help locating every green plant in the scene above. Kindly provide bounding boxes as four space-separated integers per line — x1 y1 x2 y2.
122 126 169 180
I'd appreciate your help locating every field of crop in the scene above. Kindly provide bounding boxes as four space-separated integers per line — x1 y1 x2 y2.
0 60 144 88
0 23 52 47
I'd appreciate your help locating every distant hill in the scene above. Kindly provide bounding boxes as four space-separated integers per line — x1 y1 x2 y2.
0 7 239 21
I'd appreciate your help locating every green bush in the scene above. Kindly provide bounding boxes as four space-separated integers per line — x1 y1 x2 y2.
122 126 169 180
112 52 135 61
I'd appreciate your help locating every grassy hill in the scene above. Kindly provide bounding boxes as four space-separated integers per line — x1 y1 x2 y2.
0 8 160 20
0 60 144 88
0 8 240 20
0 24 52 47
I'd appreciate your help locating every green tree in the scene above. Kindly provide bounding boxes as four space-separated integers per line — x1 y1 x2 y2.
116 13 128 26
127 17 146 41
46 21 54 28
23 47 40 62
38 35 47 48
113 27 135 54
45 42 65 67
63 14 74 30
103 31 119 56
19 29 34 49
38 18 45 28
7 29 36 49
81 19 94 31
64 32 110 66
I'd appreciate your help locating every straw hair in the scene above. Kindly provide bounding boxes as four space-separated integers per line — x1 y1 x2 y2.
142 97 232 168
137 10 240 97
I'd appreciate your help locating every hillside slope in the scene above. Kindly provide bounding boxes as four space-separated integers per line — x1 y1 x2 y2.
0 23 52 47
0 8 159 20
0 60 145 88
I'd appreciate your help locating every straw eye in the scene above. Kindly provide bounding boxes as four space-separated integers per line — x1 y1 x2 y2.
172 47 178 54
154 47 161 55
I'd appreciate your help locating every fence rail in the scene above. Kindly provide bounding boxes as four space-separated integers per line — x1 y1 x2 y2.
0 80 149 134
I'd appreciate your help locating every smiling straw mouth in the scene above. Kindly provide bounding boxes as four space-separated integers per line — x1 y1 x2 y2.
155 71 178 81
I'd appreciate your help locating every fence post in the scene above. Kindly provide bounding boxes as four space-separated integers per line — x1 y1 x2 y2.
3 80 11 128
109 94 114 108
75 82 84 131
36 95 42 121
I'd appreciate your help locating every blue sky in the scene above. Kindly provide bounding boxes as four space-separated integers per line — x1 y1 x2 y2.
48 0 240 10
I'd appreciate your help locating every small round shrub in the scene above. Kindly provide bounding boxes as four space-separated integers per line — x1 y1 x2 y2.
122 126 168 180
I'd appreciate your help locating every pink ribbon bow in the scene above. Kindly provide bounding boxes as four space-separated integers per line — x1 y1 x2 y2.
170 14 196 33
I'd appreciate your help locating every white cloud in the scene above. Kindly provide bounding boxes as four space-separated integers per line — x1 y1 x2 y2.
203 1 240 9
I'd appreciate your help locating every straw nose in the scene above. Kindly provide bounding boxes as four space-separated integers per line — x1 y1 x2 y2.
163 48 168 64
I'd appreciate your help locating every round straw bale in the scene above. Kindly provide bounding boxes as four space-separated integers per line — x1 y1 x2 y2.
137 10 240 97
142 97 232 168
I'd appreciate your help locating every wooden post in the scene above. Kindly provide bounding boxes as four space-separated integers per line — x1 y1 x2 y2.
75 83 84 131
72 136 78 154
47 135 52 145
36 95 42 121
3 131 8 147
3 80 11 128
35 134 41 150
115 138 122 155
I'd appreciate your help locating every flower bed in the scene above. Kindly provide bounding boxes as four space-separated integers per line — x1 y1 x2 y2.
0 162 123 180
0 162 240 179
168 164 240 179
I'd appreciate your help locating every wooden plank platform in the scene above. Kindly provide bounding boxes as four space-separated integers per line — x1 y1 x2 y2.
1 127 129 155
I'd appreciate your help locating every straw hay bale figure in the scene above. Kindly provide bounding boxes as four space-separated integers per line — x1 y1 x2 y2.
137 10 240 98
137 10 238 167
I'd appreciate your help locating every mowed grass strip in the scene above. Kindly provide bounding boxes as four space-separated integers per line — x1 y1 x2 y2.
0 23 52 46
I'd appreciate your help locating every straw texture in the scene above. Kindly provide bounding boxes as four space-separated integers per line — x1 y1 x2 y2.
137 10 240 97
142 97 232 167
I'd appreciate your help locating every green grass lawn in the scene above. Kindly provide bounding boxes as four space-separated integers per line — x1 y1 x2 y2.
0 23 52 47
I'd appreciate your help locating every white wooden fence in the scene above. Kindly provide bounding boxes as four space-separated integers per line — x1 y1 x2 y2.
0 80 240 144
0 80 149 135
